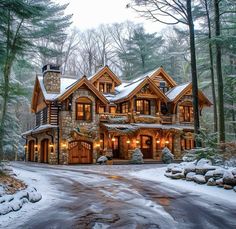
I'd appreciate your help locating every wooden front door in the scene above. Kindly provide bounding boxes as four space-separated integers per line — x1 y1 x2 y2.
68 141 92 164
140 135 153 159
112 137 120 158
40 139 49 163
28 140 34 161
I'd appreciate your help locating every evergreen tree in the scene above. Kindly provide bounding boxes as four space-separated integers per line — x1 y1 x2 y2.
120 26 163 79
0 0 72 159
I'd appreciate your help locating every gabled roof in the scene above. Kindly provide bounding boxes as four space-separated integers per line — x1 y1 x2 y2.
130 66 177 88
166 82 190 101
88 65 122 86
32 75 108 112
57 76 109 105
110 76 168 103
166 82 212 106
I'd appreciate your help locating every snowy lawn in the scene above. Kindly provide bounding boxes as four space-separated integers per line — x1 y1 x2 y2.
131 167 236 205
0 166 55 228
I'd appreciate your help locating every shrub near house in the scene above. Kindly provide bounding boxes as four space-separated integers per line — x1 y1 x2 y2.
22 64 211 164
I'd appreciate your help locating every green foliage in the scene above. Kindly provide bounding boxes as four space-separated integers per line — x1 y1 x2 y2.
119 26 164 80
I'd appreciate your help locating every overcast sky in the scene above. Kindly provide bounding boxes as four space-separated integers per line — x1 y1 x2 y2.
55 0 165 33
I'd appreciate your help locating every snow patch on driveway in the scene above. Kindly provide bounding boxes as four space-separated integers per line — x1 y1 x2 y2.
131 167 236 205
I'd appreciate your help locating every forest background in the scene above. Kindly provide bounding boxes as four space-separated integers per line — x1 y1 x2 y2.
0 0 235 160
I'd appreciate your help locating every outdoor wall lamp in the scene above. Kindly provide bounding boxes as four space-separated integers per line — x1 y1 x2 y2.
49 143 54 152
61 143 67 149
111 137 115 142
34 145 38 151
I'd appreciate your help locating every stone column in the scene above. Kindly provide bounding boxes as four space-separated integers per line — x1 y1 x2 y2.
173 132 181 159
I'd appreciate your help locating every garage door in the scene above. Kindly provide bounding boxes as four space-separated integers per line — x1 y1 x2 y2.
68 140 93 164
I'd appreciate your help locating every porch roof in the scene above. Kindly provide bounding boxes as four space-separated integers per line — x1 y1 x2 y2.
22 124 58 136
133 123 194 131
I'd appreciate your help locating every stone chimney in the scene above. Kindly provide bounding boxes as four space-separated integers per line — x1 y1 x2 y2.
42 64 61 94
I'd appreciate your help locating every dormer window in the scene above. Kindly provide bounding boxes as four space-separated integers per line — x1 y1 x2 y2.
106 83 112 93
159 81 169 93
99 83 105 92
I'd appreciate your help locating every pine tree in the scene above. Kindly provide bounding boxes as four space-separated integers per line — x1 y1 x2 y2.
120 26 163 79
0 0 72 159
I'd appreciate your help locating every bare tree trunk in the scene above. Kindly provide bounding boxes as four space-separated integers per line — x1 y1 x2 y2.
214 0 225 142
204 0 218 132
187 0 201 146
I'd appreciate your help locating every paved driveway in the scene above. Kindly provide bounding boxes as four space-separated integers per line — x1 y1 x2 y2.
5 162 236 229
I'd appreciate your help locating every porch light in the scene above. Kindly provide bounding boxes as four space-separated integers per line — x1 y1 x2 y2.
61 143 67 149
156 139 160 144
34 145 38 151
126 139 130 144
111 137 115 142
49 143 54 152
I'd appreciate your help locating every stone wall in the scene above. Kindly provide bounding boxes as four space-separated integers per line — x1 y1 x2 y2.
43 71 60 94
59 88 101 164
25 129 58 164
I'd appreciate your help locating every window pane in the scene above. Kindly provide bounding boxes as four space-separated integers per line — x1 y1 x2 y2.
84 104 91 120
107 83 112 93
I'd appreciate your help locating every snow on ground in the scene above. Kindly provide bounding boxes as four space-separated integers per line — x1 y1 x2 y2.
0 166 57 228
131 167 236 205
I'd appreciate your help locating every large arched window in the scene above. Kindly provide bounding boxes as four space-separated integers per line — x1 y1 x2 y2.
76 97 92 121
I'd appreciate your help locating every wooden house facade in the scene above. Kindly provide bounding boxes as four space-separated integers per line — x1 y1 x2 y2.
22 64 211 164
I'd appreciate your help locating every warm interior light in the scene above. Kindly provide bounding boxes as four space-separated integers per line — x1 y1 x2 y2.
24 145 27 149
112 137 115 142
165 140 169 144
136 140 140 144
126 140 130 144
49 143 54 148
100 139 103 143
156 140 160 144
96 143 100 148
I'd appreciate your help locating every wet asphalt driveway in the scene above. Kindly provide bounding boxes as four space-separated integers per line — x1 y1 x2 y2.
7 162 236 229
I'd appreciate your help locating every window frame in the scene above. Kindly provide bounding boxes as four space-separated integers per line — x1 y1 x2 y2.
76 100 92 121
136 99 150 115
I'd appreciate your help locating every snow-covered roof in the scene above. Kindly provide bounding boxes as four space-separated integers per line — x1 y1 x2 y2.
165 82 190 101
129 68 159 84
133 123 194 130
109 78 146 102
87 66 104 80
22 124 58 136
38 75 78 101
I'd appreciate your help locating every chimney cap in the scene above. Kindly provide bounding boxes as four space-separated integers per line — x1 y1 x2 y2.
42 64 61 74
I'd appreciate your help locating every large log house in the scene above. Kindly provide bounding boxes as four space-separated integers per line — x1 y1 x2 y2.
22 64 211 164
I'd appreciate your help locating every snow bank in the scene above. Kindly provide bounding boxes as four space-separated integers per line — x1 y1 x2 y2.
130 167 236 205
